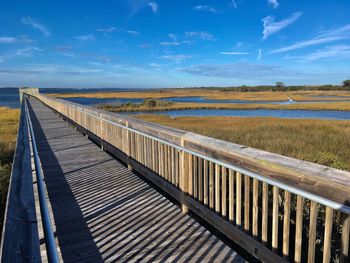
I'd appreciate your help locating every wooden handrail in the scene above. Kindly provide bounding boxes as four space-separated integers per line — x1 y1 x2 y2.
29 92 350 263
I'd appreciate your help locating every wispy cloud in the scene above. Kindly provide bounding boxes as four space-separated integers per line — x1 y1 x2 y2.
75 34 95 41
220 51 250 55
21 16 51 36
160 42 180 46
185 31 214 41
148 2 159 13
126 30 139 35
257 49 263 60
194 5 218 13
168 33 177 41
231 0 237 9
14 46 42 56
0 37 17 43
288 45 350 61
161 54 191 63
269 24 350 54
267 0 279 9
97 27 117 33
180 63 292 79
262 12 302 39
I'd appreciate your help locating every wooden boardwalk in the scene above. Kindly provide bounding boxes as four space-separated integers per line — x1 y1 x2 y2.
27 98 244 262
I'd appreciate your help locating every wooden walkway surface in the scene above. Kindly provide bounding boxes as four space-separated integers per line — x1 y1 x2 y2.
27 98 244 263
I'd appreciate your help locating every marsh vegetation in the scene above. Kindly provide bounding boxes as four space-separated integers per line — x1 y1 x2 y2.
0 107 19 241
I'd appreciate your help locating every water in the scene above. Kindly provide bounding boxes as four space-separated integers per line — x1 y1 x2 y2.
308 95 350 99
0 87 146 108
64 96 350 105
125 109 350 120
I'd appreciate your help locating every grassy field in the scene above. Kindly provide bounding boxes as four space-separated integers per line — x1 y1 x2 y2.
52 89 350 102
136 115 350 171
0 107 19 241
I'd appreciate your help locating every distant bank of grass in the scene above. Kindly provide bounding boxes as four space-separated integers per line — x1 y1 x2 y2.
52 89 350 102
136 115 350 171
0 107 19 241
98 100 350 111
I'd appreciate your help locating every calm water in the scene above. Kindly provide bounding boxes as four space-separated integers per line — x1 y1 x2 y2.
0 87 146 108
125 109 350 120
65 96 350 105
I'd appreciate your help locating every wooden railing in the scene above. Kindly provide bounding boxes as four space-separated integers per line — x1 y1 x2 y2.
30 93 350 263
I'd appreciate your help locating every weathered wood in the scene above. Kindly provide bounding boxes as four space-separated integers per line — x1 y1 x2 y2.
221 167 227 218
215 164 220 213
262 182 268 245
236 172 242 227
203 159 209 206
282 191 291 258
308 201 318 263
229 170 235 222
295 196 304 263
23 98 245 262
244 175 250 232
252 178 259 238
272 186 279 252
340 214 350 263
322 207 333 263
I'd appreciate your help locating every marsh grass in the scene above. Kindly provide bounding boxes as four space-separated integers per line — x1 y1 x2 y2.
136 115 350 171
53 89 350 102
0 107 19 241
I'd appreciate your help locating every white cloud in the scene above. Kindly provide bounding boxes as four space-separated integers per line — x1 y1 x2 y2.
161 54 191 63
185 31 213 41
160 42 180 46
220 51 250 55
267 0 279 9
269 24 350 54
14 46 42 56
126 30 139 35
21 16 51 36
257 49 263 60
194 5 218 13
97 27 116 33
148 2 159 13
0 37 17 43
75 34 95 41
262 12 302 39
298 45 350 61
168 33 177 41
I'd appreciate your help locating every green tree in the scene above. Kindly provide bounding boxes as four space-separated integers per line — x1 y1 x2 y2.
275 81 285 88
342 80 350 87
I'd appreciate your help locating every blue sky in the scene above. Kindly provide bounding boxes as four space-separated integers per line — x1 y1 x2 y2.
0 0 349 88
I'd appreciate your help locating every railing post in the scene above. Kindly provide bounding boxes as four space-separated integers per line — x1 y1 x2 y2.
100 113 104 150
126 121 132 170
180 137 189 213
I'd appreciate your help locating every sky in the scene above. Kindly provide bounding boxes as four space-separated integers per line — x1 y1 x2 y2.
0 0 349 88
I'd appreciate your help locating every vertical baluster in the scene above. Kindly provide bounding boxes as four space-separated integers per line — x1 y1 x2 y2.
209 162 214 209
236 172 242 227
252 178 259 238
198 158 203 202
215 164 221 213
308 201 318 263
295 196 304 263
272 186 279 251
229 170 235 222
221 167 227 218
193 156 198 199
322 207 333 263
188 154 193 197
171 147 175 184
262 182 268 245
340 214 350 263
283 191 291 258
203 159 209 206
244 175 250 232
